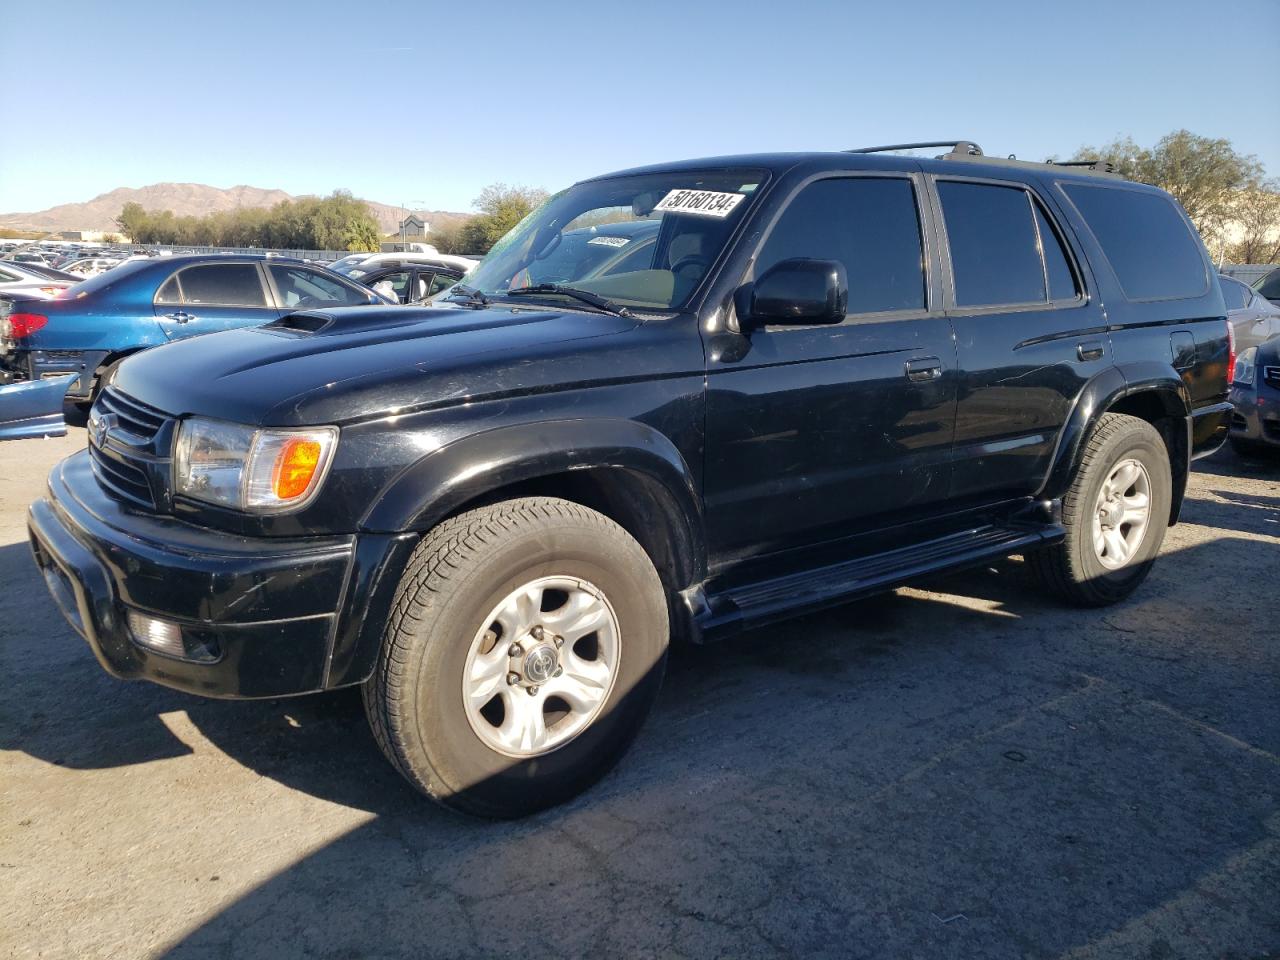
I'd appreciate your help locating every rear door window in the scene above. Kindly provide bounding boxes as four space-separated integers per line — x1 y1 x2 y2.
757 177 926 315
269 265 371 308
1062 184 1207 301
178 264 268 306
938 181 1046 307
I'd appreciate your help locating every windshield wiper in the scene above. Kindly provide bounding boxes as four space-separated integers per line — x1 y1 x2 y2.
506 284 632 317
443 283 490 307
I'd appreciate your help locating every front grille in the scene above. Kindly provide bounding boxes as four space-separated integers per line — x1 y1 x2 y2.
97 387 166 440
89 444 154 507
88 388 172 510
1263 366 1280 389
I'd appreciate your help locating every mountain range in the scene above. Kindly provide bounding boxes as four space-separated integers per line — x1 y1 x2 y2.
0 183 472 236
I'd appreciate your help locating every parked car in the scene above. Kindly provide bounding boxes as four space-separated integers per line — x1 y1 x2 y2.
1227 338 1280 457
0 254 385 405
61 257 119 279
5 251 51 265
1253 266 1280 307
0 262 74 299
326 253 374 274
1222 274 1280 353
28 142 1232 817
358 260 466 304
4 261 84 284
333 250 477 279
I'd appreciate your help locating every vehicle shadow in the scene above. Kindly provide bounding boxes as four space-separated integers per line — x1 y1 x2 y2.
5 526 1278 958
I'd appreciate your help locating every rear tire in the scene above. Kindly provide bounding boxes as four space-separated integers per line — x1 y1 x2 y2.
363 497 668 819
1029 413 1171 607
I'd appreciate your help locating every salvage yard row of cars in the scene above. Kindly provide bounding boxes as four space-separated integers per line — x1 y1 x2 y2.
0 246 479 436
6 140 1273 819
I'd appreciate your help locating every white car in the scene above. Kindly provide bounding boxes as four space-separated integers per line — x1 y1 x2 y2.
332 249 477 280
61 258 119 278
0 262 73 299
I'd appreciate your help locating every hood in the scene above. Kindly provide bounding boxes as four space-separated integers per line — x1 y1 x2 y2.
112 304 639 426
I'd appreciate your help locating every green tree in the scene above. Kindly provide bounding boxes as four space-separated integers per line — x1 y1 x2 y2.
114 202 149 242
344 219 381 252
458 183 549 254
1068 130 1264 247
1224 182 1280 265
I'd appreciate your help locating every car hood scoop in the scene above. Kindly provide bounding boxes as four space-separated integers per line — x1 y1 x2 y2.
112 304 638 426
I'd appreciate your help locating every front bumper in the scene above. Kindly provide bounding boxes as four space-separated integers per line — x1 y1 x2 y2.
1228 383 1280 448
28 450 402 699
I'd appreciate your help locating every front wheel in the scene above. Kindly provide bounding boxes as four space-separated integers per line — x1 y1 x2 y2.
363 497 669 819
1029 413 1172 607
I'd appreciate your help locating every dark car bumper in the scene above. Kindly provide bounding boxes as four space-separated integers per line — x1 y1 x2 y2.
27 450 413 699
1228 383 1280 447
1189 400 1233 459
8 348 110 401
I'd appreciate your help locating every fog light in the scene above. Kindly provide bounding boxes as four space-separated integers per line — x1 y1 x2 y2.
127 611 219 662
128 611 184 656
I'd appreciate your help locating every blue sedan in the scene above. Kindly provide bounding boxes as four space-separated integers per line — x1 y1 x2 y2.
0 254 384 408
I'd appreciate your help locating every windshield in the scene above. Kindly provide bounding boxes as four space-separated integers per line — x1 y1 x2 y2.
460 169 766 311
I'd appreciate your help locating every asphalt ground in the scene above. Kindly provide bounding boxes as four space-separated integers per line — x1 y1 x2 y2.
1 427 1277 959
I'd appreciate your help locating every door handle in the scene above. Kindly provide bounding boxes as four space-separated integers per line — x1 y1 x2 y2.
1076 341 1104 362
905 357 943 382
164 311 195 324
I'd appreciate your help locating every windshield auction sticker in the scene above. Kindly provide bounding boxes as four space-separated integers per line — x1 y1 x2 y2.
588 236 630 247
653 189 746 219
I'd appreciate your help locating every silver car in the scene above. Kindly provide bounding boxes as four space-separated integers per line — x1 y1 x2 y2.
1223 274 1280 353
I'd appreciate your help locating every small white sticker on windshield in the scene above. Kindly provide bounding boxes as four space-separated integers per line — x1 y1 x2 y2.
588 236 630 247
653 189 745 219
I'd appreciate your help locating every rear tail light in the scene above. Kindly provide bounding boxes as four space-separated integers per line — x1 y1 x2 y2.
39 286 62 297
1226 319 1237 384
6 313 48 338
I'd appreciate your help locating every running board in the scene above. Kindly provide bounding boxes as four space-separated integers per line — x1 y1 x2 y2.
690 523 1064 641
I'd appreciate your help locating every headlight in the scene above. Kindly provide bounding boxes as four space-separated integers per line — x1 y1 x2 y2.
1233 347 1257 387
174 417 338 513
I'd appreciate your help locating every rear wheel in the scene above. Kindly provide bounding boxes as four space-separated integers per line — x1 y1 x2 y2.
1029 413 1171 607
363 497 669 819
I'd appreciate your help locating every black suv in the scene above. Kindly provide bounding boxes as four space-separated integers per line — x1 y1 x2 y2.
29 142 1232 818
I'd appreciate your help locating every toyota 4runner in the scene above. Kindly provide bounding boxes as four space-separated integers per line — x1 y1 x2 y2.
28 141 1233 818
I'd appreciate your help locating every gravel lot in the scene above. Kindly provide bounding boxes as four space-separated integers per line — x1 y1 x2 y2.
1 427 1277 960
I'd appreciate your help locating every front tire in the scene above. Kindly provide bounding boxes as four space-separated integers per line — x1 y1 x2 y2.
1029 413 1171 607
363 497 669 819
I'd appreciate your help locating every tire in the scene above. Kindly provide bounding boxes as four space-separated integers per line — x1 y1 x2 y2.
363 497 669 819
1029 413 1172 607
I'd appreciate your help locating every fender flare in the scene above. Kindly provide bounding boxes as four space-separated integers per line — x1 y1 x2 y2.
361 418 707 587
1039 362 1191 507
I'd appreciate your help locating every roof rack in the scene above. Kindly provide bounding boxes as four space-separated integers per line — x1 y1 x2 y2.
1048 159 1117 174
847 140 983 157
846 140 1126 180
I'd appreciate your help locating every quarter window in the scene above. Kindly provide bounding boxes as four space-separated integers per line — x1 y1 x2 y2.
178 264 268 307
938 181 1046 307
1034 205 1079 301
1062 184 1207 301
154 275 181 304
756 177 926 315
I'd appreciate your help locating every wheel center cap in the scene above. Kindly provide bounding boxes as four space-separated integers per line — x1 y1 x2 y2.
523 644 559 685
1100 501 1122 526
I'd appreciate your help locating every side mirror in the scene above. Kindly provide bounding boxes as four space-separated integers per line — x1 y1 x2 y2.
744 258 847 327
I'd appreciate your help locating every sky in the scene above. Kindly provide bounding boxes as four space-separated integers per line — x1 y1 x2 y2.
1 0 1277 216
